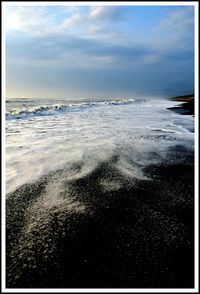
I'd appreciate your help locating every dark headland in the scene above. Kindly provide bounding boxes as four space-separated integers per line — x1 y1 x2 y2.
167 94 194 115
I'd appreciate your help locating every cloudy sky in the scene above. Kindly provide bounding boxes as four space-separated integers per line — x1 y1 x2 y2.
5 4 194 99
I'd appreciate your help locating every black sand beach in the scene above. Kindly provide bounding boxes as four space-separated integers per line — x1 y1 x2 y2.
6 145 194 288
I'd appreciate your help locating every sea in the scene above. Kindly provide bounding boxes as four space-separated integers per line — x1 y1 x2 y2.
6 97 194 194
5 97 195 288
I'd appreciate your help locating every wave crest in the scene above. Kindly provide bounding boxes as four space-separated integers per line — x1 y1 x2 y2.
6 99 135 120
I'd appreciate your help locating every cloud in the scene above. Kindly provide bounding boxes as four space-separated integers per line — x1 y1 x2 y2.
154 7 194 52
5 6 54 35
60 5 129 41
142 54 160 64
5 5 194 99
6 54 194 99
89 6 128 21
5 5 129 39
6 23 193 70
61 13 83 28
6 31 156 67
159 7 194 31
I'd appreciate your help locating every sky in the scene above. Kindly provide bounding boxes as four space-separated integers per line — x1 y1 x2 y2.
5 4 195 99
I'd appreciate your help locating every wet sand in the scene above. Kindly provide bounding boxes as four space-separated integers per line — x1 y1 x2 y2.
6 146 194 288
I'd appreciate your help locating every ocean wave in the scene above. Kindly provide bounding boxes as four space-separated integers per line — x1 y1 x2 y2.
6 99 135 120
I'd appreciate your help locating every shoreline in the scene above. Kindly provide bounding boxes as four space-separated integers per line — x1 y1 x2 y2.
167 94 194 115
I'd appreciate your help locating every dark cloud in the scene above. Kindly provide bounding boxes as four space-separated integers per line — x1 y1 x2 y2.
6 51 194 99
6 33 153 62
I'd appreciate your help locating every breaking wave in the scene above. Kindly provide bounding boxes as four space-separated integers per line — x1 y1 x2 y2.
6 99 136 120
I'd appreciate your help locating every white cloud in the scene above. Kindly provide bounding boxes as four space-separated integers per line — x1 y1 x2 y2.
61 13 83 28
60 6 128 38
5 5 131 49
89 6 127 21
5 6 52 35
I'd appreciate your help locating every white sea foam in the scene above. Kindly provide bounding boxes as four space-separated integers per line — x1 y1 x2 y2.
6 98 194 194
6 99 135 120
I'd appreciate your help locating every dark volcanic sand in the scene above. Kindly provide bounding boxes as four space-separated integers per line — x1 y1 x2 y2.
6 147 194 288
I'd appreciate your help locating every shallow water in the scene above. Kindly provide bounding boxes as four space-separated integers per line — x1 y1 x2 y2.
6 98 194 194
